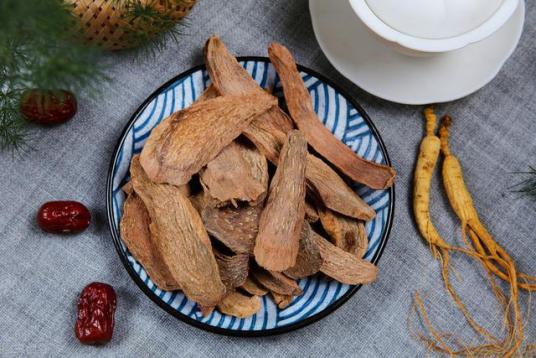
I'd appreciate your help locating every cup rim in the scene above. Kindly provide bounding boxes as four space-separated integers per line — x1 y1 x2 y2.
348 0 519 53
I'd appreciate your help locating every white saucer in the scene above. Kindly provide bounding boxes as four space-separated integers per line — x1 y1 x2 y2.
309 0 525 105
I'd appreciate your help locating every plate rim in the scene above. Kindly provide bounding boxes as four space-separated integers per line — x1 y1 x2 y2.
106 56 395 337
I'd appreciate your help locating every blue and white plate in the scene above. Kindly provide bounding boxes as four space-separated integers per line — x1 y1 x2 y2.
107 58 394 336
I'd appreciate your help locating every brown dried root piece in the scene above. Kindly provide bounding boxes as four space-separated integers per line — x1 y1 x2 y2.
271 292 293 309
356 222 368 258
239 139 270 205
198 305 215 317
139 94 276 187
304 198 319 223
129 179 187 198
247 110 374 221
205 36 266 95
243 108 294 163
214 250 249 290
240 277 268 296
137 85 216 182
201 204 261 255
122 181 133 195
217 291 261 318
284 222 322 279
268 43 396 190
312 231 378 285
189 191 207 213
205 36 293 132
197 84 219 102
204 35 374 220
120 192 180 291
252 269 303 296
245 118 374 220
254 130 308 271
306 155 376 220
177 183 192 198
200 140 268 207
130 156 225 306
318 207 368 258
205 35 294 161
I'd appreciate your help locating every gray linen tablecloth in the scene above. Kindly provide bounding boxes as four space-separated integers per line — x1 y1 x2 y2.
1 1 534 356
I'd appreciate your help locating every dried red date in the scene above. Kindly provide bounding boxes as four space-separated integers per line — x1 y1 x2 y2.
37 201 91 234
75 282 117 345
20 89 77 125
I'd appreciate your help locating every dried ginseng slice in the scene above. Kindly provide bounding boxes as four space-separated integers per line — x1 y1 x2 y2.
355 222 368 259
271 292 293 309
197 84 219 102
200 140 268 207
189 191 208 213
268 43 396 190
284 222 322 279
122 181 133 195
205 37 294 126
217 291 261 318
304 198 319 223
214 250 249 290
244 115 374 220
318 207 369 258
140 94 276 187
130 156 225 306
205 36 264 95
136 85 217 190
205 35 294 160
204 36 374 220
243 109 294 163
252 269 303 296
239 140 270 205
306 155 376 221
198 305 215 317
240 277 268 296
254 130 308 271
202 204 261 255
312 231 378 285
120 192 180 291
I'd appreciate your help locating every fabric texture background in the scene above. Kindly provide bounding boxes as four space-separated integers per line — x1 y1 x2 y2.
0 0 534 356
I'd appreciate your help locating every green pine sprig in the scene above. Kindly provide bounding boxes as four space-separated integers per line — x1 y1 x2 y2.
0 90 29 152
510 166 536 200
1 0 190 151
0 0 105 151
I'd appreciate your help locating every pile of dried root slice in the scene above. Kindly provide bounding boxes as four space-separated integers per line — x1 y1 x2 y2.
120 36 396 318
413 107 536 357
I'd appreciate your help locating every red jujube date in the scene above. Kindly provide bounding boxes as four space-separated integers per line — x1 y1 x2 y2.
20 89 77 125
75 282 117 345
37 201 91 234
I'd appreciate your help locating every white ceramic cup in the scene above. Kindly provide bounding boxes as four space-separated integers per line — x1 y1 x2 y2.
348 0 519 55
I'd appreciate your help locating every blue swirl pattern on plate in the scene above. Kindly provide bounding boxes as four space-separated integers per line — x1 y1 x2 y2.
109 60 392 333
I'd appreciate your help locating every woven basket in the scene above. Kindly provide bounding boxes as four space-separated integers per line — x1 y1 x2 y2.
66 0 196 50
